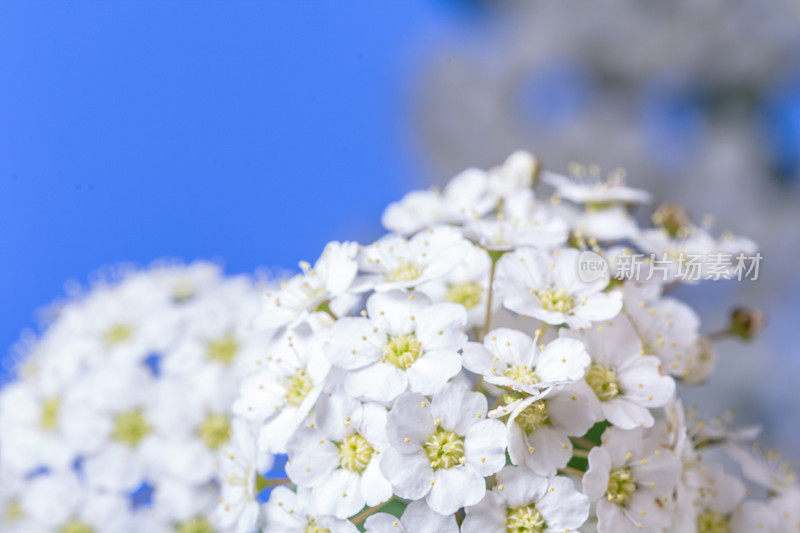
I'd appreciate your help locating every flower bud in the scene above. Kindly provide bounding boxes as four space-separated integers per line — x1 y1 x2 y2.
728 307 766 341
652 203 690 238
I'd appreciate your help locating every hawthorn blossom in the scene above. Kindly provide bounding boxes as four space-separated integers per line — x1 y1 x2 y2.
381 383 507 514
232 327 330 454
357 226 471 291
258 241 360 329
285 388 392 518
583 427 681 533
418 242 493 327
326 290 466 402
561 314 676 429
462 465 590 533
213 419 265 533
495 247 622 328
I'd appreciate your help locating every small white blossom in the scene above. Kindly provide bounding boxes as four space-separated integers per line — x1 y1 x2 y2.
495 247 622 328
259 241 360 329
562 314 676 429
381 382 507 514
285 387 392 518
326 290 466 402
357 226 471 291
462 465 590 533
583 427 681 533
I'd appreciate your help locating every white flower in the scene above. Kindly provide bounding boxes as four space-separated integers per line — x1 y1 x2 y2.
213 418 263 533
462 465 590 533
495 247 622 328
259 241 360 329
673 462 747 533
583 427 681 533
418 242 493 327
726 443 797 493
380 382 507 515
263 486 358 533
622 285 711 380
463 328 598 475
326 290 466 402
464 189 569 251
232 327 331 454
463 327 590 394
357 226 470 291
285 388 392 518
380 150 538 235
543 169 651 205
364 500 458 533
561 314 675 429
772 487 800 532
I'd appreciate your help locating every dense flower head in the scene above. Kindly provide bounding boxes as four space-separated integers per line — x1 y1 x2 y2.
225 151 791 533
2 152 791 533
0 262 276 532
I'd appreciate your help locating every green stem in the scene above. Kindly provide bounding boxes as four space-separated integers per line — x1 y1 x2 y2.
571 448 590 459
570 436 595 450
482 250 504 338
350 498 396 526
558 466 584 478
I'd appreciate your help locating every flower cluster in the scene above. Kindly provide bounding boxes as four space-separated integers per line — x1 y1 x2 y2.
225 151 797 533
0 262 275 532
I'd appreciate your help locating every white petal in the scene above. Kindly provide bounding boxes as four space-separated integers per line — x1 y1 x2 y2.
312 468 365 519
415 303 467 350
430 382 487 435
327 317 383 370
344 362 408 402
461 491 507 533
285 426 339 486
536 475 590 531
426 465 485 514
464 418 507 476
401 500 459 533
386 392 435 451
535 337 590 382
367 290 429 335
405 350 462 396
602 397 655 429
379 446 433 500
583 447 612 502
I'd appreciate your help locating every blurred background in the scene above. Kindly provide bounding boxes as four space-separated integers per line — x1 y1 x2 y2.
2 1 799 460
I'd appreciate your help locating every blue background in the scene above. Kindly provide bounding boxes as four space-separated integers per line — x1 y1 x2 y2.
0 1 475 377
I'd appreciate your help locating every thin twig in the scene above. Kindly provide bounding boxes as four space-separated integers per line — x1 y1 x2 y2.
558 466 585 478
570 436 596 450
350 498 396 525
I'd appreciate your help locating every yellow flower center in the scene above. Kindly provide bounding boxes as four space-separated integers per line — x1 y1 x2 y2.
207 335 239 365
697 510 731 533
60 520 94 533
606 467 636 506
516 400 549 433
303 519 331 533
424 427 465 469
176 517 214 533
586 363 621 402
536 287 574 313
40 397 60 431
506 504 547 533
198 414 231 450
172 284 196 303
446 282 483 309
337 433 375 473
284 372 313 407
112 409 151 447
3 500 24 522
382 334 423 370
504 365 540 386
386 261 421 282
104 323 131 346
